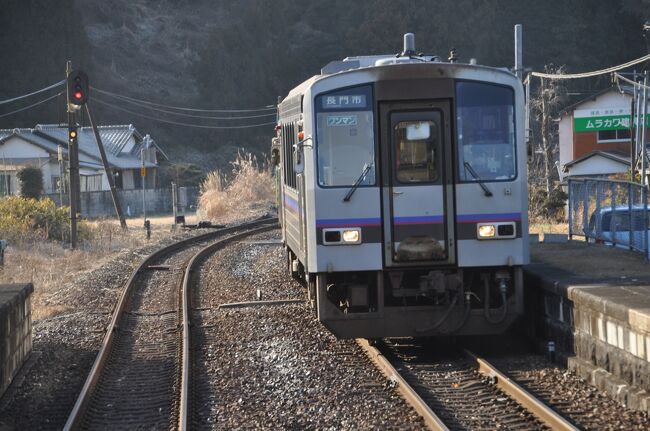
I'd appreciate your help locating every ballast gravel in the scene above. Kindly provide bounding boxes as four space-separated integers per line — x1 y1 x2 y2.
0 227 210 430
191 231 425 429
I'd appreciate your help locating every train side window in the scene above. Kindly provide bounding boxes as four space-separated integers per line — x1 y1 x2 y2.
394 121 438 183
281 122 298 189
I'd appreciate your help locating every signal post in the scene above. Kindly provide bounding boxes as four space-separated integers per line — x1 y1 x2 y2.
66 62 88 249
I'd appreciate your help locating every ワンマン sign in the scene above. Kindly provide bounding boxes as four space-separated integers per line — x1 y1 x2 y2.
574 108 650 132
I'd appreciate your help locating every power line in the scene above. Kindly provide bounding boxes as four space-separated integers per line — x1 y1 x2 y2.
0 80 65 106
92 97 277 129
94 90 277 120
614 72 650 91
530 53 650 80
92 87 277 113
0 91 63 118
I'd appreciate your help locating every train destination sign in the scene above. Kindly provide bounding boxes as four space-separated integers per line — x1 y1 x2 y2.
573 108 650 132
321 94 367 109
327 115 358 126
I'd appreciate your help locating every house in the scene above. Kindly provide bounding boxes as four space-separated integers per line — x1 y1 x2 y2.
558 86 649 180
0 124 168 195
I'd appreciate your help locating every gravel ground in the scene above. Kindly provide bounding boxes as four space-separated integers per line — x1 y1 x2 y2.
191 231 425 429
490 355 650 430
0 226 212 431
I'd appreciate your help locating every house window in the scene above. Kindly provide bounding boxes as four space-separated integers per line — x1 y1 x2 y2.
80 175 102 192
51 176 65 193
597 129 631 143
0 174 11 195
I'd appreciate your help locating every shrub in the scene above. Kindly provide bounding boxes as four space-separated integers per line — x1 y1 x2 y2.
0 196 70 242
198 151 274 220
529 186 568 222
16 166 43 199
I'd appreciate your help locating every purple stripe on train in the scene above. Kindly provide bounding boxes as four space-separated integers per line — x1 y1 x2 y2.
283 195 299 214
316 218 381 228
456 212 522 223
393 215 444 225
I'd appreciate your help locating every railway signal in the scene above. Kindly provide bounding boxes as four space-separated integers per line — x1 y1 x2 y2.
67 70 89 106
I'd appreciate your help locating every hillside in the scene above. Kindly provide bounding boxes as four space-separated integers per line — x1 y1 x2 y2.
0 0 648 170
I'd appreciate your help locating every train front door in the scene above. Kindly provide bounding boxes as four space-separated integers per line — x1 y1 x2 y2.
380 102 455 267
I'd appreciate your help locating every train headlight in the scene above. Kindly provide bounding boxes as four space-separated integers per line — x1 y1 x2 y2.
342 229 361 244
477 224 496 239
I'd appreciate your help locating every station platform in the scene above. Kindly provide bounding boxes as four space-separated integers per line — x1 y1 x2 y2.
525 240 650 412
0 284 33 399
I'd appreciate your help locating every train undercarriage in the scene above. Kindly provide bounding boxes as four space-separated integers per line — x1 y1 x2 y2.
288 250 524 339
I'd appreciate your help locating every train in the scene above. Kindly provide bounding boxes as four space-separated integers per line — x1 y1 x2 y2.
272 34 529 339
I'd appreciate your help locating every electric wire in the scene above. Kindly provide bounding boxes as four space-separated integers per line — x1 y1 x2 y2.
0 91 63 118
613 72 650 91
530 53 650 80
92 97 277 129
91 87 277 113
92 89 277 119
0 80 65 105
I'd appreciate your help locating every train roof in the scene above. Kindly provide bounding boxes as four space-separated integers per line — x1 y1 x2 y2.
282 61 516 103
281 34 516 106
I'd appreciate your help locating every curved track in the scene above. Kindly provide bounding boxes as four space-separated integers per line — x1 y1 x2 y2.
358 339 579 431
63 218 277 431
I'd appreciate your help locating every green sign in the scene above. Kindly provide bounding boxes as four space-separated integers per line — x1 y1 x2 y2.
574 114 650 132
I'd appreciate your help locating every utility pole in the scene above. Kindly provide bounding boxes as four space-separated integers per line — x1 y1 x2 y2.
85 103 127 229
66 61 80 249
514 24 523 80
642 71 648 187
141 147 146 224
57 144 65 206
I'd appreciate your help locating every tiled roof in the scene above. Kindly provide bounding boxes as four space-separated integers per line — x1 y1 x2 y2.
0 124 163 169
564 150 631 169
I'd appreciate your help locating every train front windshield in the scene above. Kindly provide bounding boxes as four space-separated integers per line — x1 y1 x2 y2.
315 85 375 187
456 82 516 182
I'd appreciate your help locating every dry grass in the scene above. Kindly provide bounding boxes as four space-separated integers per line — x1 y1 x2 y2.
1 242 112 320
0 217 188 321
198 152 274 223
528 220 568 235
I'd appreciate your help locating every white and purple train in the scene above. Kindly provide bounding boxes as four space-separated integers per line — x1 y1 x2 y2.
272 34 529 339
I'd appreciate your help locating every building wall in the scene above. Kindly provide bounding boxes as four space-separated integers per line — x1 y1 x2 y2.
0 137 49 158
559 91 635 170
565 156 629 177
573 132 630 159
122 169 135 190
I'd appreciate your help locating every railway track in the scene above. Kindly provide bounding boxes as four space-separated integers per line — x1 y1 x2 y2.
63 217 277 431
358 338 580 431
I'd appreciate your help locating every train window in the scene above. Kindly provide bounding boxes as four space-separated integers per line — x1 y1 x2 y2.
456 82 516 182
315 85 375 187
394 121 438 183
281 122 298 189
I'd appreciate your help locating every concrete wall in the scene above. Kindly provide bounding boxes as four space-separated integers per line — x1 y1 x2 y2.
526 266 650 412
0 284 33 398
46 186 199 218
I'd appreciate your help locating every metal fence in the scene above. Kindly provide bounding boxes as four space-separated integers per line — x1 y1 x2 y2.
568 178 649 257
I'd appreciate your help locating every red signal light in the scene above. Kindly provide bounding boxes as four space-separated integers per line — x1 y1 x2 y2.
74 91 83 100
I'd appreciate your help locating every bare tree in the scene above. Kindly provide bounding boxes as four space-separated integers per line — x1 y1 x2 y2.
530 65 567 195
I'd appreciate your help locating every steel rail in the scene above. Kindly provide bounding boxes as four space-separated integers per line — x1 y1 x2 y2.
463 349 579 431
179 223 278 431
63 217 277 431
356 339 449 431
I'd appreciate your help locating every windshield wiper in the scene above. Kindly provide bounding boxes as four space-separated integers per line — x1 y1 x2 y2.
464 162 493 197
343 163 372 202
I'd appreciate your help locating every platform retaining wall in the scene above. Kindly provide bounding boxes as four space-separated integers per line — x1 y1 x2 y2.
525 266 650 412
0 284 33 399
